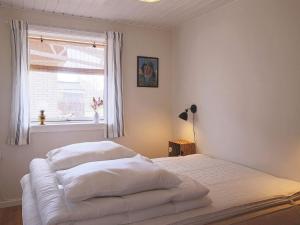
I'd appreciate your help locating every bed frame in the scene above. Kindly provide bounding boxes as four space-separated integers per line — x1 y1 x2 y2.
208 200 300 225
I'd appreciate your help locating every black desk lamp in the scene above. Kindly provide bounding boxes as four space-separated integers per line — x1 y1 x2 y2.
178 104 197 142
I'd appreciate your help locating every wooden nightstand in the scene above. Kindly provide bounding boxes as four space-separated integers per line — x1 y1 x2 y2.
168 140 196 157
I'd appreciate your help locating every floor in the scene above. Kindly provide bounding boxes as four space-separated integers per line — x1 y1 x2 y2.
0 206 22 225
1 205 300 225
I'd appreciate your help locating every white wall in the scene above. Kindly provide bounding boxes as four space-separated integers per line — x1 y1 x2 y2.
0 7 172 203
172 0 300 181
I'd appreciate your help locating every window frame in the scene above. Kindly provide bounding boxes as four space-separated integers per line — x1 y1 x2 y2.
28 27 106 126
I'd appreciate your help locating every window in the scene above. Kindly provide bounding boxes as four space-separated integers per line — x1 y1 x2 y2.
28 30 105 123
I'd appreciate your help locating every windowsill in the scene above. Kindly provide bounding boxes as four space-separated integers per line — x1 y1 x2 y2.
30 121 105 133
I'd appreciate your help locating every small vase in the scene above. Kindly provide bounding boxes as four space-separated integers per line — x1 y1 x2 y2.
39 110 46 125
94 112 99 124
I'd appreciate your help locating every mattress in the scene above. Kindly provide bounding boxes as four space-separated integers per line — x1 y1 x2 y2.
22 154 300 225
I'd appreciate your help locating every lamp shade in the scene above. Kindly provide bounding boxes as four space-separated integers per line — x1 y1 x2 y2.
178 111 188 121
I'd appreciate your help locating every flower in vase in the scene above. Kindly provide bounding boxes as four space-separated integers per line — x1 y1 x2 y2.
91 97 103 113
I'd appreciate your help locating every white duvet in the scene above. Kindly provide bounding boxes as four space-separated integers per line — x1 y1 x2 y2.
29 158 211 225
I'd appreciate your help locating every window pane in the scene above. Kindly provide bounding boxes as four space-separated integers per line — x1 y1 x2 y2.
28 33 105 122
29 72 104 122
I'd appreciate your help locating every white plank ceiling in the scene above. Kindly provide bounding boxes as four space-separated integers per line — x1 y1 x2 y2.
0 0 234 29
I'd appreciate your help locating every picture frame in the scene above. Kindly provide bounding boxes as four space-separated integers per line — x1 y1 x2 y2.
137 56 159 88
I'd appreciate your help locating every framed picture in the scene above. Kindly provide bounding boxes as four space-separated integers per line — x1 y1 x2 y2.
137 56 159 88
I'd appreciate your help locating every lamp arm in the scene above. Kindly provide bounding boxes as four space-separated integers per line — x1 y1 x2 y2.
192 113 196 143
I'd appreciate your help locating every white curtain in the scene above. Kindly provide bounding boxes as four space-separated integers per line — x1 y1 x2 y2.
8 20 30 145
104 32 125 138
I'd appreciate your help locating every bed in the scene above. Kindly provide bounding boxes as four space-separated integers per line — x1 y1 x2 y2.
22 152 300 225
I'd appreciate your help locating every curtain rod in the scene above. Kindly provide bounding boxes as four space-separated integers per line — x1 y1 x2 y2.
28 35 106 47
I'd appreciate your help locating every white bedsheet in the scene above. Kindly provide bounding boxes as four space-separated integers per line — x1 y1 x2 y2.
22 154 300 225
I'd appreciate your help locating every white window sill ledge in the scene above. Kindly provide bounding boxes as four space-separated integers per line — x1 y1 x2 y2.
30 121 105 133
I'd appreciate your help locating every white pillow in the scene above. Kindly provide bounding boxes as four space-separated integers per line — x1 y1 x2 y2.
56 155 182 202
47 141 137 170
